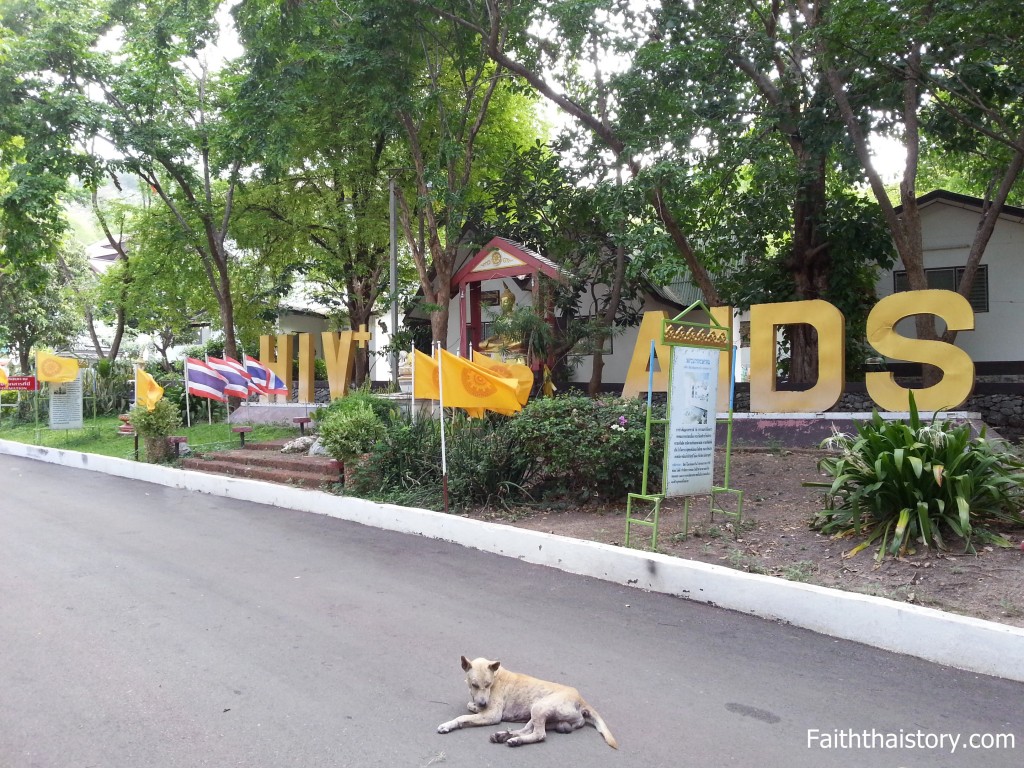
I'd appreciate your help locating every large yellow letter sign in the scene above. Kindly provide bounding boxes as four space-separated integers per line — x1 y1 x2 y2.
711 306 734 413
749 299 845 413
622 311 670 398
297 333 316 403
322 331 357 400
259 334 294 399
866 290 974 411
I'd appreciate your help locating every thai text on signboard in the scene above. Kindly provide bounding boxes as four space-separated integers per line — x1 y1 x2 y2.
0 376 39 391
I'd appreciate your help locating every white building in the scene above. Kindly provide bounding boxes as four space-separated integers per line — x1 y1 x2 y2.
873 190 1024 376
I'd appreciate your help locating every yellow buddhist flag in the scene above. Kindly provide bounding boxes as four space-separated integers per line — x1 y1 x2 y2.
136 367 164 411
413 349 440 400
470 352 534 405
0 366 7 386
543 365 557 398
36 351 79 383
437 349 522 414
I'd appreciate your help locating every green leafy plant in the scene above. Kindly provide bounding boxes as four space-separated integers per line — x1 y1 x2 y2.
357 413 534 509
319 403 386 462
442 414 535 508
807 393 1024 560
506 394 661 499
361 416 443 503
313 388 397 424
129 398 182 439
129 398 183 463
82 361 133 417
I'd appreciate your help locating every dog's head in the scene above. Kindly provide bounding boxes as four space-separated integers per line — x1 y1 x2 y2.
460 656 501 710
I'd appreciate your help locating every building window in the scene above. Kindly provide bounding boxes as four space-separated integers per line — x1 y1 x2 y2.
892 265 988 313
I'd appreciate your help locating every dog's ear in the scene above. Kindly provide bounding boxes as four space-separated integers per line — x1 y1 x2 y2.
461 656 472 671
488 660 501 672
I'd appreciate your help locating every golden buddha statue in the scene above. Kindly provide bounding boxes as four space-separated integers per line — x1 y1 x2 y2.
478 283 527 357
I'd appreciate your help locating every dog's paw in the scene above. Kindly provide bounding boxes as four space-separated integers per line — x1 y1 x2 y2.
466 702 479 713
506 737 523 747
489 730 513 744
437 721 456 734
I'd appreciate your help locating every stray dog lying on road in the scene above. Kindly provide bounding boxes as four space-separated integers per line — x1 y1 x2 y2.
436 656 618 749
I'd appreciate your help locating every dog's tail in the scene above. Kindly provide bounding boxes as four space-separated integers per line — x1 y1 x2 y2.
583 703 618 749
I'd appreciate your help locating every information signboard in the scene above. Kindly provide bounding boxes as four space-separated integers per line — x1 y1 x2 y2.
0 376 40 391
665 345 720 497
49 375 84 430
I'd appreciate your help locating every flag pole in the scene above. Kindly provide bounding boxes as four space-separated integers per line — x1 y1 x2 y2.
435 341 449 514
204 354 212 425
184 364 192 429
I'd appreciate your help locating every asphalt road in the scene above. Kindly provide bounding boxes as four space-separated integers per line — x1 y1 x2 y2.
1 454 1021 768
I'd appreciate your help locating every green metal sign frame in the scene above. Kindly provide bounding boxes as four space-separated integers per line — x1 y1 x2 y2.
625 302 744 550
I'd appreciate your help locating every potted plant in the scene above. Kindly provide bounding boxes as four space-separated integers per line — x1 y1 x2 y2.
319 403 386 486
130 398 183 463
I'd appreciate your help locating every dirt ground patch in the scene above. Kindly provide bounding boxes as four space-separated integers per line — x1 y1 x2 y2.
463 448 1024 628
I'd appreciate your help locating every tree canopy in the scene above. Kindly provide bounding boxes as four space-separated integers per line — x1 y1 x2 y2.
2 0 1019 385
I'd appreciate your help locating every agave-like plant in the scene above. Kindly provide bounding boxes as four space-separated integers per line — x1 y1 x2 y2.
807 393 1024 561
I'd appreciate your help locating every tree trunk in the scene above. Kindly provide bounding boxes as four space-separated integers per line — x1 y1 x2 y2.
214 253 238 362
588 343 606 397
786 155 830 385
589 241 628 396
107 307 126 362
85 309 106 360
430 300 451 351
350 310 373 388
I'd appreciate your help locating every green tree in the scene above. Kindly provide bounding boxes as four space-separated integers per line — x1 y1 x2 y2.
2 0 251 361
0 240 86 372
95 195 217 370
485 142 648 393
806 0 1024 382
235 0 540 360
428 0 722 305
232 0 404 384
423 0 895 384
0 2 90 344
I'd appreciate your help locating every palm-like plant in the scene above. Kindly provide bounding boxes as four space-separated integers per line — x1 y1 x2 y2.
807 393 1024 560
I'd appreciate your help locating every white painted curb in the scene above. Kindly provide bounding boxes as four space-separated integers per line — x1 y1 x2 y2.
3 437 1023 682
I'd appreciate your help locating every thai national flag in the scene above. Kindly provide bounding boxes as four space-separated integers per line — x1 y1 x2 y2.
185 357 228 402
222 355 251 381
223 355 263 395
243 354 289 397
207 357 250 399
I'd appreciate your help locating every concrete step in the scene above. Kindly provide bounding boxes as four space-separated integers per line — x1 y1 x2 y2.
181 457 340 490
244 437 301 452
201 449 340 473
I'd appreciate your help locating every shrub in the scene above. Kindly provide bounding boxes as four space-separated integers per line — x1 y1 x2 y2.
362 416 443 503
319 403 386 462
314 388 398 424
358 413 535 510
808 394 1024 560
506 395 661 499
129 398 183 463
130 397 183 439
443 414 535 508
314 358 328 381
82 360 133 416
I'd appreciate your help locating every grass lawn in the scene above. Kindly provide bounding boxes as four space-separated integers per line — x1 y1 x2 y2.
0 415 298 460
